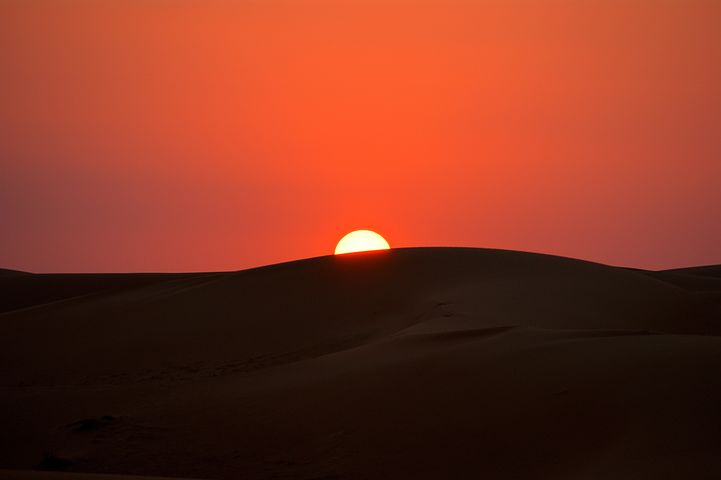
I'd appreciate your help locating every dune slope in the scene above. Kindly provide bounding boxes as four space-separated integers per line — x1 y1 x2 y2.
1 247 720 479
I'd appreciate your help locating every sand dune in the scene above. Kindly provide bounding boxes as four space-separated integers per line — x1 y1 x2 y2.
0 470 201 480
1 247 720 479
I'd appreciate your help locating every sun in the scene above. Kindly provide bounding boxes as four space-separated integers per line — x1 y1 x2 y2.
335 230 391 255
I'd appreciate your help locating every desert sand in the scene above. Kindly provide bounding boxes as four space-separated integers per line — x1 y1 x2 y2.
1 247 721 479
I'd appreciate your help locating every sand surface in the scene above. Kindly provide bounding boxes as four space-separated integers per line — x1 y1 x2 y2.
0 470 201 480
1 247 720 479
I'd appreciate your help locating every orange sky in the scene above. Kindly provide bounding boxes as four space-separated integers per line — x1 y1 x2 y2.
1 0 720 272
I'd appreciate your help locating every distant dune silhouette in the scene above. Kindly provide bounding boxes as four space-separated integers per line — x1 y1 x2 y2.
1 247 721 479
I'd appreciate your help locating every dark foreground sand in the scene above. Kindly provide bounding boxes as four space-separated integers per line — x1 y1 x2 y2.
0 471 201 480
1 247 721 479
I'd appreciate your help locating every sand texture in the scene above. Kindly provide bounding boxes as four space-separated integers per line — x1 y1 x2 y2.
1 248 720 479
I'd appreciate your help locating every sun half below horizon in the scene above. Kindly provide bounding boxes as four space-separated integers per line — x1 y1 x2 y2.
335 230 391 255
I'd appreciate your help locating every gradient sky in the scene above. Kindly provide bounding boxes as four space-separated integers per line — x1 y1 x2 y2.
1 0 720 272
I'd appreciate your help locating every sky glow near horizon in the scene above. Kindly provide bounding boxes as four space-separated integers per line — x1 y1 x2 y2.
1 0 720 272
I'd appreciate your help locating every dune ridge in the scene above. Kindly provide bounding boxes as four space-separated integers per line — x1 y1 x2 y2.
1 247 720 479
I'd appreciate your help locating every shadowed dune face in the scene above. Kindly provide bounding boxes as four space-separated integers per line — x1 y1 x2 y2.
0 471 202 480
1 248 720 479
0 272 212 315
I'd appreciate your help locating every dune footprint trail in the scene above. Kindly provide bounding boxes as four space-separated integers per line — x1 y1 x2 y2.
1 247 720 479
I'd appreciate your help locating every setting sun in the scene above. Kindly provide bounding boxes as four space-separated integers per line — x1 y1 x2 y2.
335 230 390 255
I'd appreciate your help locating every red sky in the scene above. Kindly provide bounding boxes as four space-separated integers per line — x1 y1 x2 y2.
1 0 720 272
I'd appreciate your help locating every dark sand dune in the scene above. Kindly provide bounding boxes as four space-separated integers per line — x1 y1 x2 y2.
0 268 30 276
0 471 201 480
0 271 213 315
666 264 721 278
1 248 720 479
